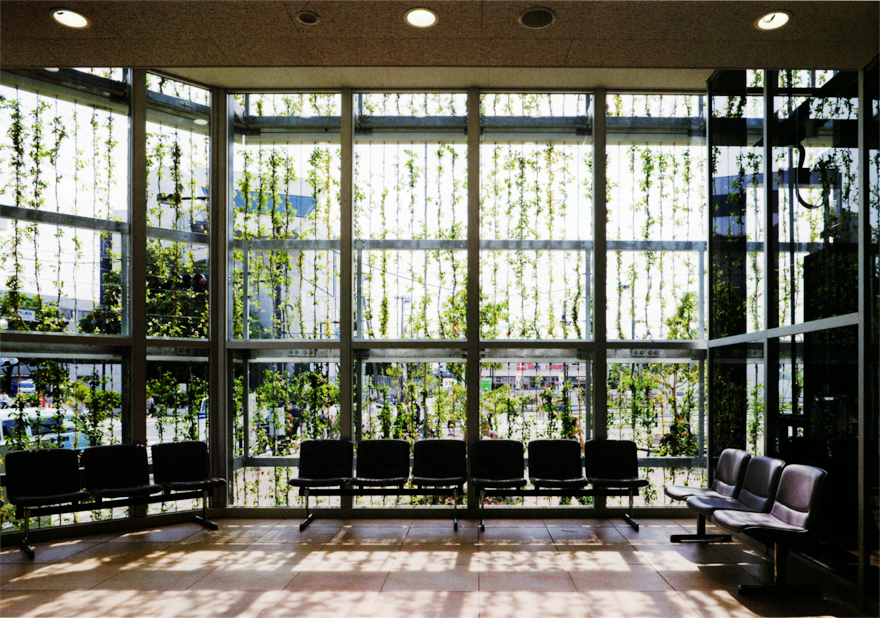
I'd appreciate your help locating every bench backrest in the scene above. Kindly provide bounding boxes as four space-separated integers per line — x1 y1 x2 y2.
528 439 582 480
82 444 151 491
355 439 410 481
298 439 353 480
151 441 210 484
412 439 466 480
769 464 827 531
736 455 785 512
711 448 752 498
472 439 524 481
5 448 81 502
583 439 638 480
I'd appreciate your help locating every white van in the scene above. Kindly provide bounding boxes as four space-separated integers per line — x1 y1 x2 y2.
0 407 89 456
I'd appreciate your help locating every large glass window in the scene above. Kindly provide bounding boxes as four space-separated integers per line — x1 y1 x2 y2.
0 69 130 336
480 93 593 341
231 93 341 341
607 94 706 341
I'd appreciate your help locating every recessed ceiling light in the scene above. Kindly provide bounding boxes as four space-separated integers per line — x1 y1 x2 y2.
45 68 60 72
405 8 438 28
520 7 555 29
296 11 320 26
755 11 790 30
52 9 90 29
194 118 209 126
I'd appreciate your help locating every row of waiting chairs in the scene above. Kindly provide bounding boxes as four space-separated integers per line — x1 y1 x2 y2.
5 441 225 558
289 437 648 531
665 448 827 597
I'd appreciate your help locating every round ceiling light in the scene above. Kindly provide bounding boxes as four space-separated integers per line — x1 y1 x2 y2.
296 11 320 26
52 9 90 29
520 7 556 29
755 11 790 30
193 118 209 126
405 8 438 28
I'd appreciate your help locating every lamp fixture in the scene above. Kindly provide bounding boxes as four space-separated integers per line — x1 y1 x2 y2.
405 8 438 28
52 9 90 29
193 118 209 126
755 11 790 30
519 7 556 29
296 11 320 26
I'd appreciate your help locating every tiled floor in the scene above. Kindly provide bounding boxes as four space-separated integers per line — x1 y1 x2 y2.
0 518 866 617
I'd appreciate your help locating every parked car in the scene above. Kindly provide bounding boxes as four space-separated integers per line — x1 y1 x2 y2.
0 407 90 474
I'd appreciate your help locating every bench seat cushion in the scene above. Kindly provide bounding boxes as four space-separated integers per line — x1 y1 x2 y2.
93 484 164 499
531 478 589 489
13 490 91 508
686 494 758 516
160 478 227 492
587 476 649 489
472 477 528 489
289 477 351 488
351 476 409 487
710 509 805 535
665 485 725 501
412 476 465 487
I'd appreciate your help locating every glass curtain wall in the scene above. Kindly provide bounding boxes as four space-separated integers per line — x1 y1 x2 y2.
228 93 342 506
606 93 707 506
0 68 131 529
709 67 871 588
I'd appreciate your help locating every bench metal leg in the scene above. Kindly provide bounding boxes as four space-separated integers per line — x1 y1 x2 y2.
299 489 315 531
19 508 34 559
479 489 486 532
670 514 732 543
738 542 822 597
194 490 219 530
452 487 459 531
621 489 639 531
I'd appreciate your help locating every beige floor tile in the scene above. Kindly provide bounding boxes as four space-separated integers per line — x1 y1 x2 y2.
479 519 548 528
473 549 567 572
476 526 554 544
0 589 72 617
108 524 203 544
546 524 629 545
636 544 729 570
29 590 183 617
557 545 648 570
287 570 389 591
367 591 480 618
94 566 215 590
343 519 413 527
409 518 478 528
189 561 298 591
149 590 278 618
403 526 479 545
580 589 702 618
659 564 762 591
479 591 591 618
327 525 408 545
256 590 379 618
480 571 577 592
292 547 396 573
570 564 673 592
382 567 479 592
0 539 100 565
256 522 341 544
1 561 121 591
545 518 618 528
613 524 690 545
72 542 176 567
388 545 477 571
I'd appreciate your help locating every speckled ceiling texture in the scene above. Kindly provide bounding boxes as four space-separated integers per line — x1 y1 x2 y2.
1 1 877 89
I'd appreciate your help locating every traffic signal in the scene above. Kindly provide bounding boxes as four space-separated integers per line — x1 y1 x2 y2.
178 273 207 292
192 273 208 293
